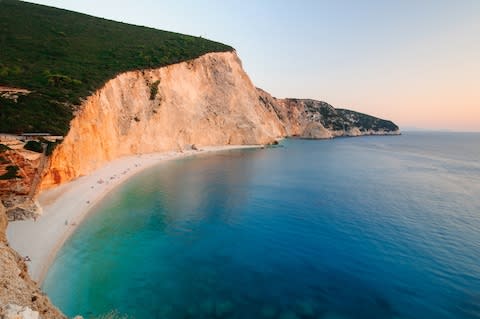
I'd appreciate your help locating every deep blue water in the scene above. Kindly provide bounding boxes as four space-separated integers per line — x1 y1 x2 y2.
43 132 480 319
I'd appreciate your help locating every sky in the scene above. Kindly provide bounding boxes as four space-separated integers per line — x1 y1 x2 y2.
27 0 480 131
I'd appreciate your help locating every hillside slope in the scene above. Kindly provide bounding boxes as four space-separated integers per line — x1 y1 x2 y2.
0 0 232 135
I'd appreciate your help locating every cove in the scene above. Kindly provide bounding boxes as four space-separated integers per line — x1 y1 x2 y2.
43 133 480 319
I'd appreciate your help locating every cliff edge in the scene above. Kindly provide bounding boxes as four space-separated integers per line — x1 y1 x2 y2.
40 52 286 189
40 51 399 189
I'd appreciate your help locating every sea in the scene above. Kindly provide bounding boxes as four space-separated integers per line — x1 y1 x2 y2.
43 132 480 319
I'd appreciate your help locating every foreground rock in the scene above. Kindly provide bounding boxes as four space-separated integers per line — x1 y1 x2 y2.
1 304 39 319
0 204 65 319
2 197 40 222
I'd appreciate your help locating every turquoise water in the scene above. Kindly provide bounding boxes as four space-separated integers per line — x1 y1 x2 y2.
43 132 480 319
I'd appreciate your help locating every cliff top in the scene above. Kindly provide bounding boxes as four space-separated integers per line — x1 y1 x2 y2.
0 0 233 135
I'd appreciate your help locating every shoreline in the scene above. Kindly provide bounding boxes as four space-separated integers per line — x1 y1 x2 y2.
6 145 261 284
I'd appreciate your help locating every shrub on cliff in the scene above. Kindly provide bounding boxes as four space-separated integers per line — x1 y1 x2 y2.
45 140 59 156
0 0 233 135
0 165 21 180
149 80 160 100
24 140 43 153
0 144 11 153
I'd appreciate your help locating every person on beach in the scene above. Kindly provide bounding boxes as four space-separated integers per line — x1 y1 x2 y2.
24 256 31 262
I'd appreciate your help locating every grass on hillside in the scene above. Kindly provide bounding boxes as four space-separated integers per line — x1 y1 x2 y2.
0 0 233 135
0 144 11 153
0 165 21 180
337 109 399 132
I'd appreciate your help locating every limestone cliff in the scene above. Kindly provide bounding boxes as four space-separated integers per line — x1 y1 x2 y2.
40 51 399 190
274 98 400 139
40 52 286 189
0 203 65 319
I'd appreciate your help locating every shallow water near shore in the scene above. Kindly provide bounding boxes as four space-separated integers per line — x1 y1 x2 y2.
43 132 480 319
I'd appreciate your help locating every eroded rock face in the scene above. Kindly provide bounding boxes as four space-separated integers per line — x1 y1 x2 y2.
301 122 333 139
2 197 40 222
0 204 64 319
275 98 400 138
40 52 286 189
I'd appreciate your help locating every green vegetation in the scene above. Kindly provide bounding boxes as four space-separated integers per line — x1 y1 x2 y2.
0 165 21 180
0 144 11 153
0 156 10 164
149 80 160 100
45 140 59 156
0 0 233 135
337 109 399 132
24 140 44 153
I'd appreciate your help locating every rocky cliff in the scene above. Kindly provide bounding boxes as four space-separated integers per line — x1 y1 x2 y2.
275 98 400 139
40 52 286 189
0 203 65 319
40 51 399 189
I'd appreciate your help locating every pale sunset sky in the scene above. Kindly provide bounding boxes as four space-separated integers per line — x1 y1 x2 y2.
28 0 480 131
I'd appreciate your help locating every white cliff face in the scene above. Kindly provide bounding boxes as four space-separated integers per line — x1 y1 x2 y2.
40 52 286 189
40 51 400 189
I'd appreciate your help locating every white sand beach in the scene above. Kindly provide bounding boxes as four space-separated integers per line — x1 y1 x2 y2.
6 145 260 284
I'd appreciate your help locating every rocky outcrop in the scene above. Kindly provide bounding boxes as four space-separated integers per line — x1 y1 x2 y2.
0 87 31 104
1 304 39 319
2 197 40 222
0 203 65 319
275 98 400 139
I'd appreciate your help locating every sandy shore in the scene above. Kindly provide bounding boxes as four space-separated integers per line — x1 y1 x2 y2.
6 145 260 284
